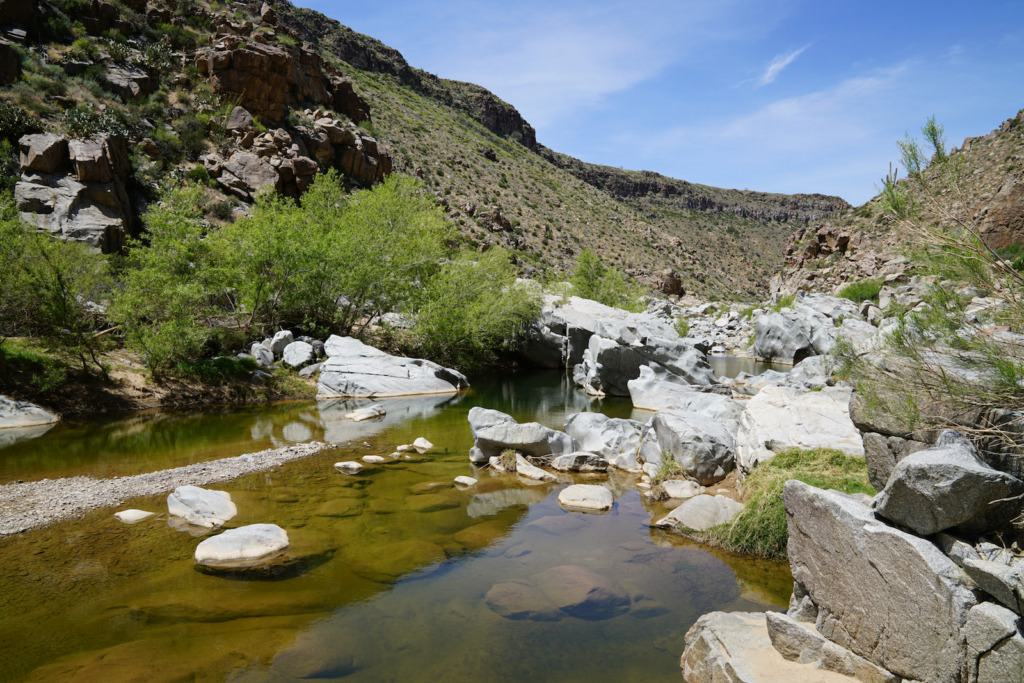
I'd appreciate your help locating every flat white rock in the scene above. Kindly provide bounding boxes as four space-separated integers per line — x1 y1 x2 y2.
662 479 704 499
335 461 364 474
194 523 290 569
515 454 557 482
114 509 155 524
167 485 237 528
362 455 389 464
558 484 614 512
413 437 434 453
454 475 478 487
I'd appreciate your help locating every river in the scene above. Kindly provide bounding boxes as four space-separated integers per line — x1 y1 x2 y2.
0 368 790 681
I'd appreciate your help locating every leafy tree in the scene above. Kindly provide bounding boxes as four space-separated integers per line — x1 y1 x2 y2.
411 248 540 367
0 202 112 377
569 248 643 310
108 184 225 376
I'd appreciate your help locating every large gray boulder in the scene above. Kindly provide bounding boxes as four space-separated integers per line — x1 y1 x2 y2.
784 481 977 682
628 365 743 418
563 412 644 471
962 559 1024 616
640 410 736 485
167 485 238 529
282 340 314 368
468 406 574 461
317 336 468 397
765 611 900 682
872 433 1024 535
735 385 863 475
575 333 715 397
753 301 837 363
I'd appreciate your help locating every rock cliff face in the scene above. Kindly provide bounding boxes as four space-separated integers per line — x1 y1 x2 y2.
14 132 136 252
195 33 369 127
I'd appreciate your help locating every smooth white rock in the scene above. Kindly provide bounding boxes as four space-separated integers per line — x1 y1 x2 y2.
194 523 290 568
334 461 364 474
454 475 478 487
114 509 155 524
652 494 743 531
558 484 614 512
362 455 389 464
166 485 237 528
515 454 557 482
413 437 434 453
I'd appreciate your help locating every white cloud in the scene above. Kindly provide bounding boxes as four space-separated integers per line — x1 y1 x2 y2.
757 45 810 86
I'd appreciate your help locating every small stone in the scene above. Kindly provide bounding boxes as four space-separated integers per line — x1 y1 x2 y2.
114 509 155 524
412 437 434 453
334 461 364 474
454 476 478 487
362 455 389 464
194 523 289 569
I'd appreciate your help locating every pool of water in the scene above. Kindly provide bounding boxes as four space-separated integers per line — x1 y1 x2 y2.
0 371 791 681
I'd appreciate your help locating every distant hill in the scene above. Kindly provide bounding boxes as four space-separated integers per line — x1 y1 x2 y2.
0 0 850 299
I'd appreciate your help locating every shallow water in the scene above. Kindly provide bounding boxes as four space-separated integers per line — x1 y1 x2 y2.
0 371 791 681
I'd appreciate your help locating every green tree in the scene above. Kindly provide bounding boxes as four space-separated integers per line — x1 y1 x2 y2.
108 184 225 376
411 248 540 367
570 248 643 310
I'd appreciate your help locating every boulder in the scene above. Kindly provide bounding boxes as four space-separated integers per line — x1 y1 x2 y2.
218 151 281 199
550 452 609 472
962 559 1024 615
961 601 1024 682
628 365 743 419
101 64 154 99
681 611 859 683
575 332 715 397
515 454 557 482
861 432 928 490
753 301 837 363
765 611 900 682
225 105 254 132
249 342 274 368
641 409 736 485
661 479 703 499
317 336 468 397
467 406 574 461
194 523 290 570
735 385 863 475
563 412 644 471
282 340 314 368
558 484 614 512
19 133 68 174
268 330 294 356
485 581 561 621
166 485 238 528
652 494 743 531
412 437 434 453
0 395 59 430
784 480 977 682
532 565 630 620
872 435 1024 535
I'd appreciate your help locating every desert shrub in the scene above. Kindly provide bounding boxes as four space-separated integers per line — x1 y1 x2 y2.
838 277 883 303
569 248 643 310
0 100 42 142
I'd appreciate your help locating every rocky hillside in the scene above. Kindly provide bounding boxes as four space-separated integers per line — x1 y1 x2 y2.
0 0 848 299
774 109 1024 295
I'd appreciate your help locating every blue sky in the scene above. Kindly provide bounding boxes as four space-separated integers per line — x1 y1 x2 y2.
299 1 1024 205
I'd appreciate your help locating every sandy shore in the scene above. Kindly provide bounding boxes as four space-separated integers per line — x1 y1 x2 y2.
0 441 331 536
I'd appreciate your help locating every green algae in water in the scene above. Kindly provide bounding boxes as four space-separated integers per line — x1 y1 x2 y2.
0 372 791 681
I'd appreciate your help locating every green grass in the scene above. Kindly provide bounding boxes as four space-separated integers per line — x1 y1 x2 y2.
770 293 796 312
838 277 884 304
697 448 874 560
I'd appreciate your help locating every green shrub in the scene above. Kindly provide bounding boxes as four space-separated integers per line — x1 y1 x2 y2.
838 277 884 303
674 317 690 338
0 100 43 142
770 293 796 312
697 448 873 560
569 248 643 310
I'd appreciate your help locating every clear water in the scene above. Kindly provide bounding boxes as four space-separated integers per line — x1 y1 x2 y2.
0 371 791 681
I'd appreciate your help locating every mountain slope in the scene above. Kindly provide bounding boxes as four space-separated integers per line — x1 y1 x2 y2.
0 0 849 299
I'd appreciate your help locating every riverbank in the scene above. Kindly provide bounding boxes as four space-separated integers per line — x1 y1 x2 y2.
0 441 329 536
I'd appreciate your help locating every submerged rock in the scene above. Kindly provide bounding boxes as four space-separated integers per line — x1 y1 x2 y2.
558 484 613 512
652 494 743 531
114 509 155 524
467 406 574 461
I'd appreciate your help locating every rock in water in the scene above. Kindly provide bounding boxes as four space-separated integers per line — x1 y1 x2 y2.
0 395 59 430
318 335 468 397
558 484 613 512
167 485 237 528
345 404 386 421
652 494 743 531
412 437 434 453
194 523 290 570
533 565 630 620
334 461 363 474
114 509 155 524
468 406 574 461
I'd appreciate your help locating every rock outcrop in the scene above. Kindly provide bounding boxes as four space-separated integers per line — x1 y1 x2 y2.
317 335 468 398
467 406 574 464
14 132 136 252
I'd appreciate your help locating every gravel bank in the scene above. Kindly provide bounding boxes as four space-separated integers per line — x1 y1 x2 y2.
0 441 331 536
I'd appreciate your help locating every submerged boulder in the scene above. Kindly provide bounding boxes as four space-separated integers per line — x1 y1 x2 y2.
563 412 644 471
652 494 743 531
